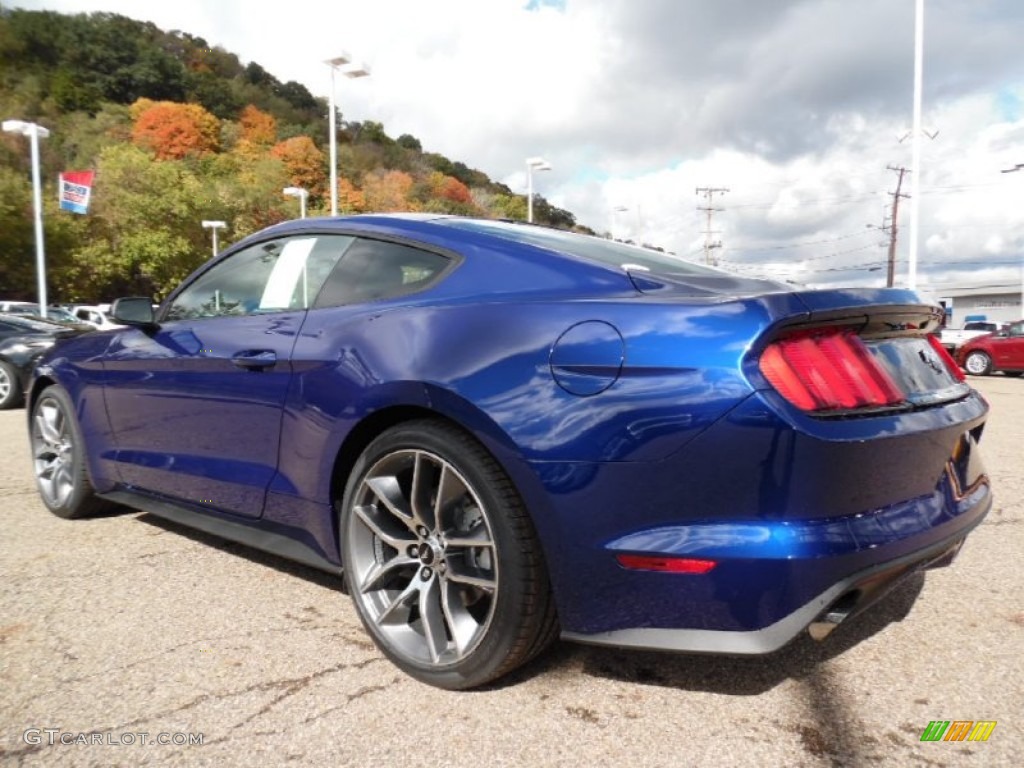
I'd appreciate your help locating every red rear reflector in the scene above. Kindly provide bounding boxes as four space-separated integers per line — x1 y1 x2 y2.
927 334 966 382
615 554 718 574
760 329 905 412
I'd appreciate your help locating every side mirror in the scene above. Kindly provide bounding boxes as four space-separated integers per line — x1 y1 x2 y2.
111 296 157 327
996 330 1009 338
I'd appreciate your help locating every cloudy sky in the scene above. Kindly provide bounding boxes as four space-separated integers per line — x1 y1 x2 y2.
12 0 1024 296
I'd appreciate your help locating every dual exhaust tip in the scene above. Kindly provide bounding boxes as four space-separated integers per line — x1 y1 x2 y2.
808 607 851 640
807 591 860 641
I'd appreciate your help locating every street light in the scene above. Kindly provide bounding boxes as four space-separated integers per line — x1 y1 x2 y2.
1002 163 1024 318
326 53 370 217
283 186 308 219
201 220 226 259
610 205 629 241
526 156 551 223
907 0 925 290
3 119 51 318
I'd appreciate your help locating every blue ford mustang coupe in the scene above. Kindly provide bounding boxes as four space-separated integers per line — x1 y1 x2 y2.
28 215 990 689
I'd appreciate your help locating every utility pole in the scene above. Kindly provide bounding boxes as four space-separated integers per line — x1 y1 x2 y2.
885 166 909 287
696 186 728 265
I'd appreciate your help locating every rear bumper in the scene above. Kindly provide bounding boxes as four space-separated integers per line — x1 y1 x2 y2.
530 407 990 641
561 514 982 654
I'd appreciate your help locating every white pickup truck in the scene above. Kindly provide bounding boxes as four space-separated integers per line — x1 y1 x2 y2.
938 321 1002 353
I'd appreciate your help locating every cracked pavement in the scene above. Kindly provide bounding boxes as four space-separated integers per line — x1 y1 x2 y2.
0 377 1021 766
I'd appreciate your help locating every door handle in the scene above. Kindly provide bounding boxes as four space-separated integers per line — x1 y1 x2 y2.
231 350 277 370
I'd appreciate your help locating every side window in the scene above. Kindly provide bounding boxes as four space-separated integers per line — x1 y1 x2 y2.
314 238 451 308
1009 322 1024 338
165 235 353 321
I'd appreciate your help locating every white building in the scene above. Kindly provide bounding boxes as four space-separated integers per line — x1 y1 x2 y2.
936 288 1023 327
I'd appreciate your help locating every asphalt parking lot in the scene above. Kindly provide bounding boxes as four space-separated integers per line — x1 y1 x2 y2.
1 376 1021 767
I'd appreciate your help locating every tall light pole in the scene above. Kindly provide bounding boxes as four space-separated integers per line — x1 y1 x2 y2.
526 156 551 223
610 205 629 241
907 0 925 290
1002 163 1024 318
283 186 308 218
3 119 51 318
201 220 226 259
326 54 370 217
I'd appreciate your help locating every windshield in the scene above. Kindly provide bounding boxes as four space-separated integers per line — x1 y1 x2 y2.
440 219 725 279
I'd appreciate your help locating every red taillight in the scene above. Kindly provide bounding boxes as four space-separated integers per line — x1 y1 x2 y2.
759 329 905 412
615 554 718 574
927 334 966 382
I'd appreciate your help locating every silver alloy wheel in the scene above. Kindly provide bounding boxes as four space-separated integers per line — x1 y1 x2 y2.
964 351 991 376
32 398 77 508
0 365 10 402
346 449 498 667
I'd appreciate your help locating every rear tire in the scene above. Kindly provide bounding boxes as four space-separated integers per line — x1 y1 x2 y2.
340 419 558 689
0 360 22 410
30 385 115 519
963 351 992 376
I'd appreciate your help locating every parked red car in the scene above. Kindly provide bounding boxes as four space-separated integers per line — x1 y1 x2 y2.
956 319 1024 376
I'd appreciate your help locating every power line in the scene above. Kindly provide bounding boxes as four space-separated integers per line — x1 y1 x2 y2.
723 255 1021 277
727 229 876 253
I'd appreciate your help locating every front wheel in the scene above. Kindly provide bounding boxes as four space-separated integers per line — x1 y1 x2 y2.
31 385 114 519
963 351 992 376
340 420 557 689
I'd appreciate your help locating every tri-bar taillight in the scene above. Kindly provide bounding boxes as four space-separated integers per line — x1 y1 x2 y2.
927 333 967 383
759 328 905 412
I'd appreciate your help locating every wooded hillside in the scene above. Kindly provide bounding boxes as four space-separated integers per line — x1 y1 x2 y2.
0 8 587 301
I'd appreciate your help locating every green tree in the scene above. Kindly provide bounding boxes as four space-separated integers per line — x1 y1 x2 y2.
62 144 209 299
396 133 422 152
0 166 36 298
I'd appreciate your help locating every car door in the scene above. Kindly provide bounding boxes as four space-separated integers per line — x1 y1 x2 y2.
102 233 352 518
991 320 1024 369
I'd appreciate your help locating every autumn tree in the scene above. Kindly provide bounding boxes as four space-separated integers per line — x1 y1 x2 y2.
239 104 276 146
337 178 365 213
130 98 220 160
270 135 326 198
220 154 292 234
362 169 414 212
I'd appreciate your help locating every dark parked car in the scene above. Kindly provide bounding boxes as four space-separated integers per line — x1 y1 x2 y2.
957 319 1024 376
27 215 991 689
5 304 83 325
0 313 90 409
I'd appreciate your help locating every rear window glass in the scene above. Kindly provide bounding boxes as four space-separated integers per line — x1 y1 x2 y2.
440 219 723 278
315 239 450 307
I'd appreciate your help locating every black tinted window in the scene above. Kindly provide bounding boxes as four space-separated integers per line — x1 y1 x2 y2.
315 239 450 308
441 218 723 279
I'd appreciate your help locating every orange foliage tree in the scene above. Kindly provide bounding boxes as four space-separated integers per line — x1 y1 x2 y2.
270 136 326 198
337 178 366 213
363 169 415 212
239 105 277 147
429 171 472 204
130 99 220 160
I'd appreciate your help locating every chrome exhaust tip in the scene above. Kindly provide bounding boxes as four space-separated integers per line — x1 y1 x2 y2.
808 606 853 641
